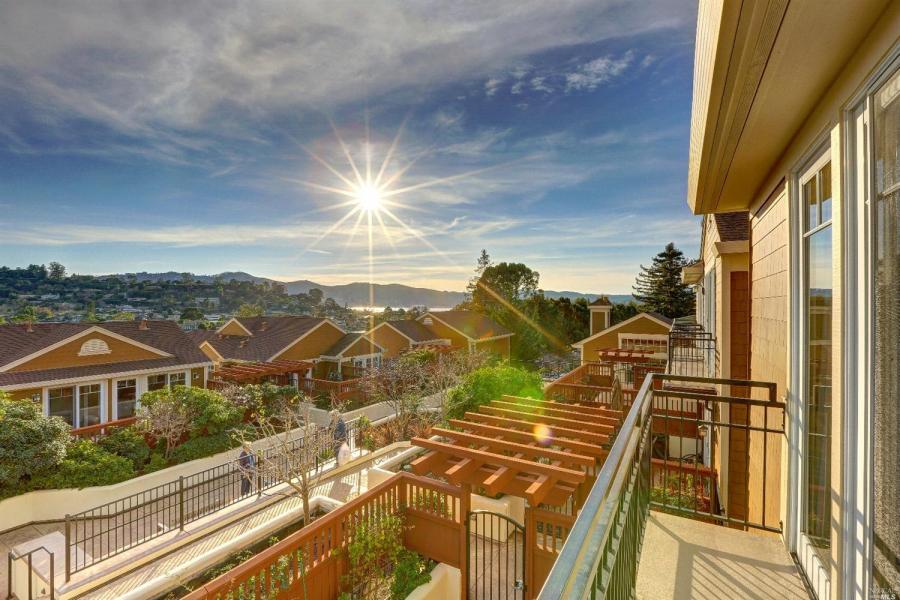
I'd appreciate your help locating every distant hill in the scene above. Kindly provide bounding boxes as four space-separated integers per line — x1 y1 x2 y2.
117 271 632 308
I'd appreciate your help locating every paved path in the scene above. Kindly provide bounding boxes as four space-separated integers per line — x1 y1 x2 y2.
636 512 810 599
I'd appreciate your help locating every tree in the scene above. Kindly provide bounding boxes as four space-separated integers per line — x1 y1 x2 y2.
236 303 264 317
363 353 437 442
136 392 191 460
308 288 324 306
0 391 70 488
48 262 66 280
611 301 640 325
235 402 333 525
180 307 205 321
632 243 695 318
12 305 38 324
110 311 136 321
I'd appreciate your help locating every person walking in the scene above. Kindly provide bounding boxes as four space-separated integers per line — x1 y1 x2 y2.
238 442 256 496
331 410 348 466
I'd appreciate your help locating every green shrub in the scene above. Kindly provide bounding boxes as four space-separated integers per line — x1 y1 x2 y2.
390 550 433 599
0 392 69 488
29 440 134 490
98 426 150 470
145 451 170 473
446 365 543 419
139 386 242 440
170 432 239 464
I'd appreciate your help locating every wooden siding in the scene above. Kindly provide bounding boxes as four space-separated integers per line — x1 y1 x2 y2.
368 325 411 359
7 387 41 402
474 336 511 359
339 336 381 358
726 271 751 522
217 321 250 336
274 322 345 361
579 316 669 364
8 332 166 372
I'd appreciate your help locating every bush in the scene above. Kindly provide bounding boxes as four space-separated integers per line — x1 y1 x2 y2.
220 383 299 418
170 431 240 464
145 451 169 473
0 392 70 488
177 387 243 437
98 426 151 470
29 440 134 490
390 550 433 599
446 365 543 420
139 386 242 448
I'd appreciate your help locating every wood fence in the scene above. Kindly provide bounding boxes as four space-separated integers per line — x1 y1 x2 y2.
182 472 465 600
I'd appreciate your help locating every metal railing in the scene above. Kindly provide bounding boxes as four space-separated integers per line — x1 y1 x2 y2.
667 321 718 379
537 372 784 600
63 419 361 581
7 546 55 600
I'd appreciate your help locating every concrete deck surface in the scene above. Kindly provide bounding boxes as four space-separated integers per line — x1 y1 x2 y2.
636 512 810 600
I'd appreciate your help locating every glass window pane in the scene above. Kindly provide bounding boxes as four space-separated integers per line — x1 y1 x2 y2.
872 66 899 595
169 372 186 388
116 379 137 419
804 224 832 561
48 387 75 426
804 175 819 231
79 384 101 427
819 162 832 223
147 374 167 391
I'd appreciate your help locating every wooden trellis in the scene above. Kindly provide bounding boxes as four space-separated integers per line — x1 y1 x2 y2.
411 395 624 507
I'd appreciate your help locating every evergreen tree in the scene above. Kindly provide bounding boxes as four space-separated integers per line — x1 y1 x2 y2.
632 243 695 318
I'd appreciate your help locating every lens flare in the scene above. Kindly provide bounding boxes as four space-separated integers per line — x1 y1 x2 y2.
355 183 383 213
533 423 553 446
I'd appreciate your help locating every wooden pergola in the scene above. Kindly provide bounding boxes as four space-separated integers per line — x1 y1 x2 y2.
211 359 314 385
594 348 660 363
411 395 623 507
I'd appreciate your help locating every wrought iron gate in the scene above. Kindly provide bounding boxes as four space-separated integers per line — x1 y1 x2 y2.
467 510 526 599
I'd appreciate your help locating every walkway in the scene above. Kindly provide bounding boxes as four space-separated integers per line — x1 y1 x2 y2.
636 512 811 600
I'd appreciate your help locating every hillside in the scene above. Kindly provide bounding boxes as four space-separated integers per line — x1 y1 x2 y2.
119 271 632 308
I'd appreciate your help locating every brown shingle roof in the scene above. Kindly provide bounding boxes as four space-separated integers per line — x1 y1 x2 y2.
201 316 335 362
713 211 749 242
589 296 612 306
423 311 511 340
387 320 446 343
0 320 212 386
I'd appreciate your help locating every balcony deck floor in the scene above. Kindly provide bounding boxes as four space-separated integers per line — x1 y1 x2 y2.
636 512 811 600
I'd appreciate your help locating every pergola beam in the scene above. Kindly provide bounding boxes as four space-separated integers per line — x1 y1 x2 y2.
463 412 610 446
500 395 622 419
489 400 621 428
447 419 608 460
477 406 615 435
430 427 593 468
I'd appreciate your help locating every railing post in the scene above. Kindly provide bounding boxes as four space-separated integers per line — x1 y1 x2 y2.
257 456 263 498
49 551 55 600
7 551 12 600
27 552 32 600
64 514 71 583
178 476 185 531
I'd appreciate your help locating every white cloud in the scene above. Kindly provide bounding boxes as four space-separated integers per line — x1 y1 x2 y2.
530 76 552 93
0 1 691 155
565 51 635 92
484 77 503 97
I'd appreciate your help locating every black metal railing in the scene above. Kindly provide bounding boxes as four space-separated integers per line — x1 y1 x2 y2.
7 545 55 600
63 419 361 581
667 321 718 379
537 372 784 600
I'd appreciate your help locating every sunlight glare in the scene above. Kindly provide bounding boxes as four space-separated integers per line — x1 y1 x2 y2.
355 183 383 213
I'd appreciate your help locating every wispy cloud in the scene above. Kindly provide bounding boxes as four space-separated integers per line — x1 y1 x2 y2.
564 51 634 92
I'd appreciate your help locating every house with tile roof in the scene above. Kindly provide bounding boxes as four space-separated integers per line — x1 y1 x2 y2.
0 320 213 428
367 310 513 359
191 315 383 380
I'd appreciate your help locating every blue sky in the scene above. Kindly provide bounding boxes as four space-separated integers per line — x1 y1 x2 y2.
0 1 699 294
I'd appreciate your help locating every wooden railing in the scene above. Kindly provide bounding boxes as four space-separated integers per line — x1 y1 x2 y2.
183 472 463 600
70 417 137 441
299 376 370 402
545 362 615 404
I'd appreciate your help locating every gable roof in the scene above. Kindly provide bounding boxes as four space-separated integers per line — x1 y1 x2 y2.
385 319 446 343
420 311 512 341
322 333 384 358
192 316 341 362
0 320 212 387
572 312 673 348
589 296 613 307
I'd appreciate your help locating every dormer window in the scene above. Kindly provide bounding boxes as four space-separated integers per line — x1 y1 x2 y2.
78 338 111 356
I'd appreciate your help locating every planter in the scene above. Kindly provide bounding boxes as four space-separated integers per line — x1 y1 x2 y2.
406 563 461 600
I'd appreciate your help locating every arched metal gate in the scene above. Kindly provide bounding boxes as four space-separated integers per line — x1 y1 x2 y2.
467 510 526 599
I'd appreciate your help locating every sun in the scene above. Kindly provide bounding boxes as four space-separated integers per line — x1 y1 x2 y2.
354 182 383 213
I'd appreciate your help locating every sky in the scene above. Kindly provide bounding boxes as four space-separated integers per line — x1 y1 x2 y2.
0 1 700 294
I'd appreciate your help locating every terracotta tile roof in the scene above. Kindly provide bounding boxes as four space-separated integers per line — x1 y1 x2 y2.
713 211 749 242
201 316 333 362
424 311 512 340
0 320 212 386
387 320 446 343
589 296 613 306
323 333 382 357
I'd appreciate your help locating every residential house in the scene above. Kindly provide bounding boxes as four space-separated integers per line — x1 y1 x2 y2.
684 1 899 596
191 316 382 380
572 311 673 365
368 310 513 359
0 320 213 428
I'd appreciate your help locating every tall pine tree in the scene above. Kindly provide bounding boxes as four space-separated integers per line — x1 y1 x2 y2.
632 243 695 318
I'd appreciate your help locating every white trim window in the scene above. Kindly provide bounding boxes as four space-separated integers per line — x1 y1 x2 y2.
114 378 139 420
45 382 105 427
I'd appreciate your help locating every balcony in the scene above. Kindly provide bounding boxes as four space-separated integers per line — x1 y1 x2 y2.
537 371 810 600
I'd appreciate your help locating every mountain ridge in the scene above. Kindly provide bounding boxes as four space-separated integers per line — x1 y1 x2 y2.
114 271 633 308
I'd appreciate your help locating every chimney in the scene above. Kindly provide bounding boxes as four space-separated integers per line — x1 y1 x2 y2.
139 319 149 330
589 296 613 336
259 321 268 332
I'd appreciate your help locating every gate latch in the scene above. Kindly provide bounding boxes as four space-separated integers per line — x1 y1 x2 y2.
514 580 525 591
